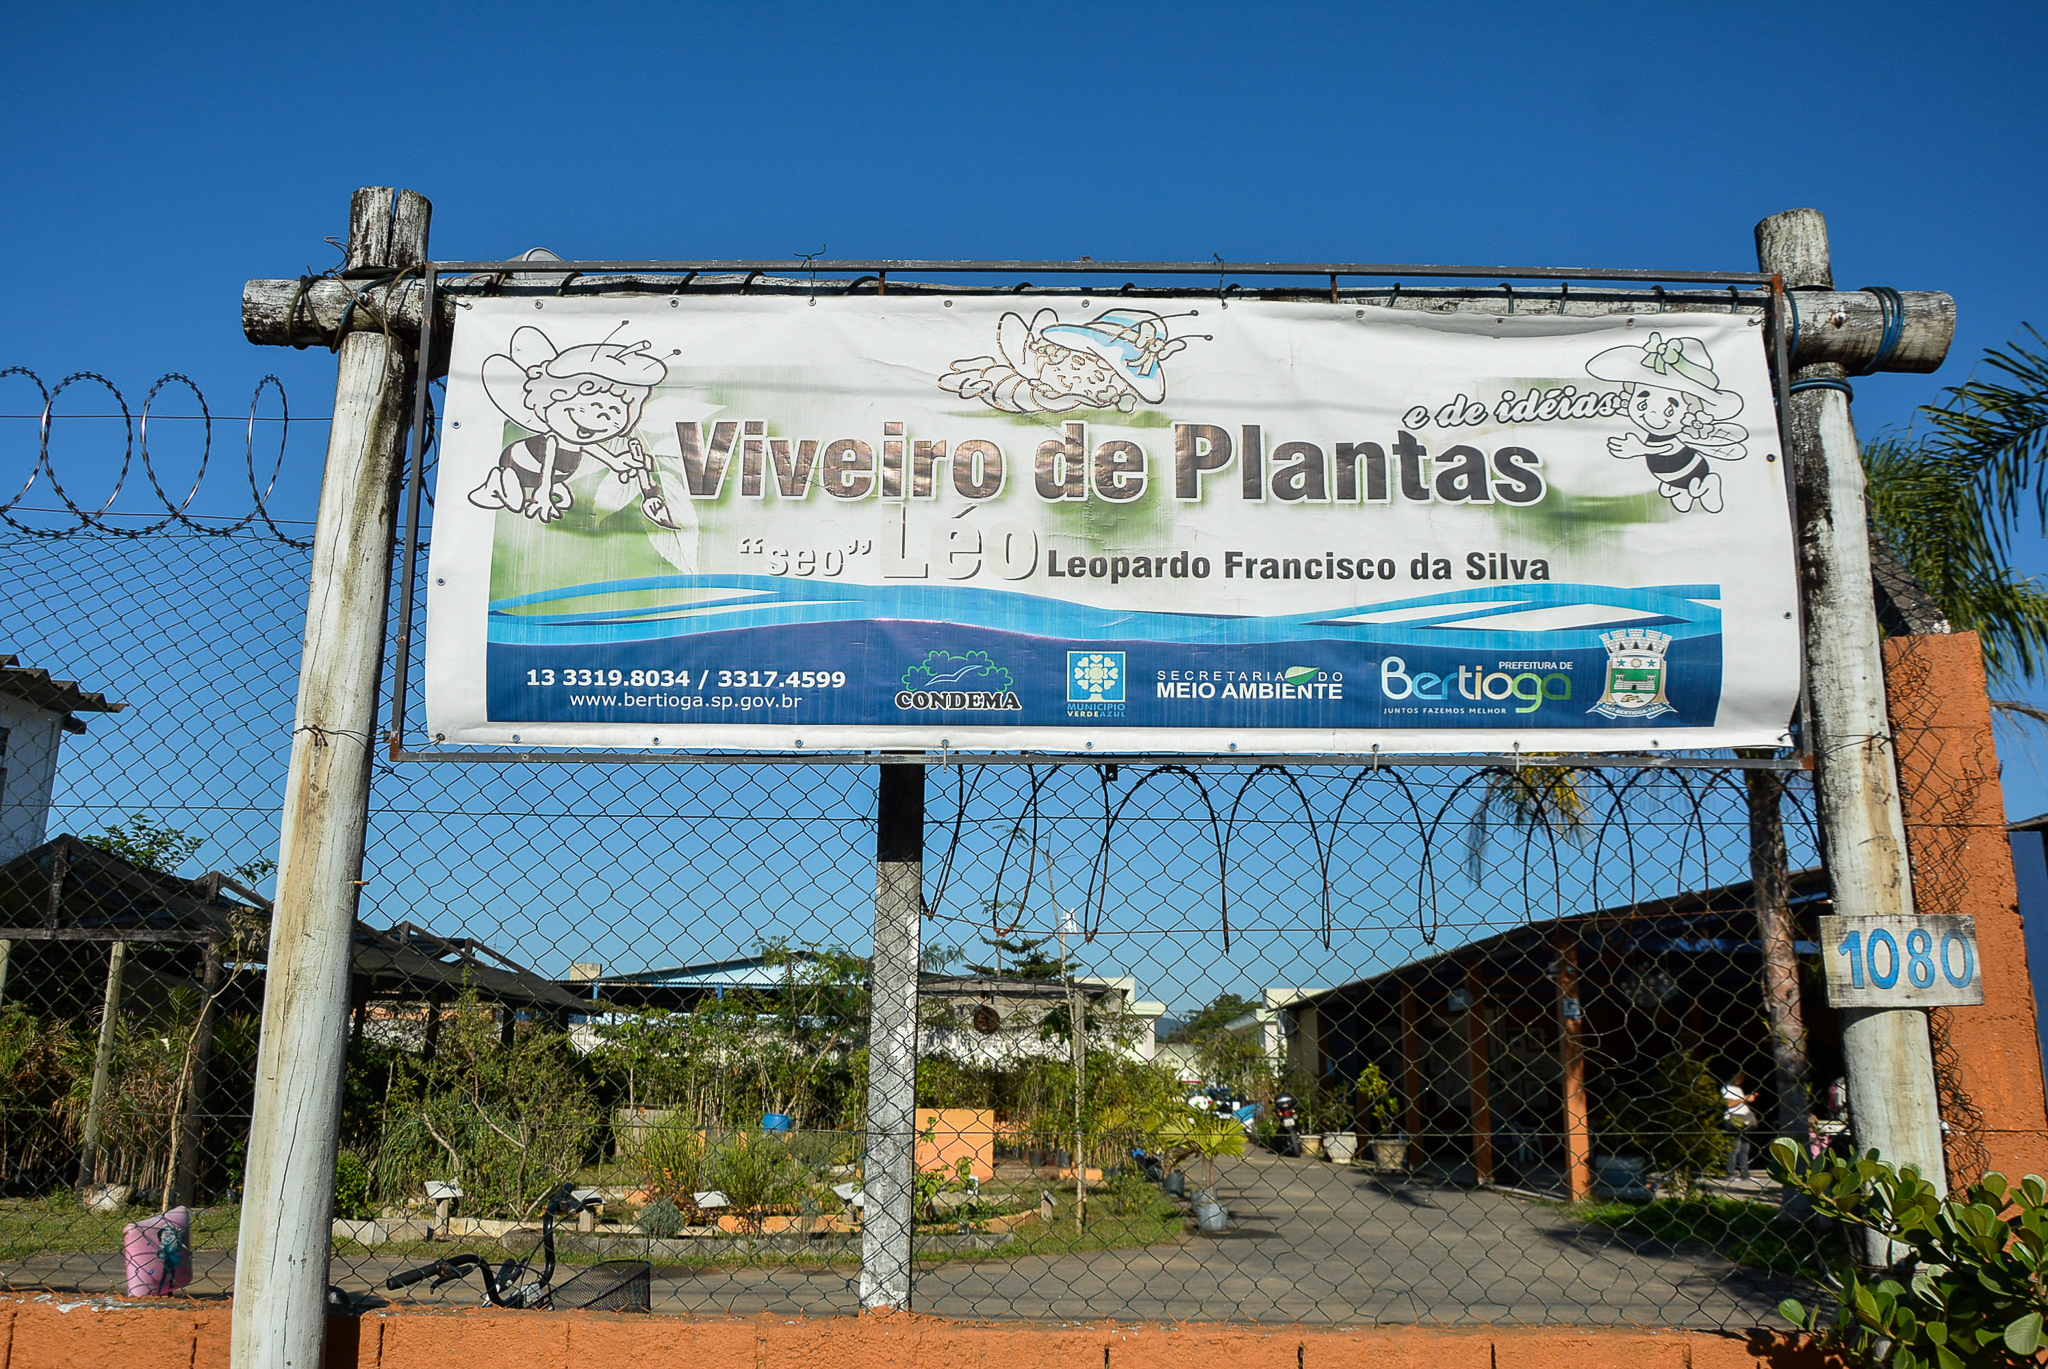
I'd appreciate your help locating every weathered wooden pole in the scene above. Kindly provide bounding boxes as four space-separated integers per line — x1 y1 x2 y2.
76 939 127 1188
861 761 923 1311
170 938 224 1207
1757 210 1946 1236
233 187 427 1369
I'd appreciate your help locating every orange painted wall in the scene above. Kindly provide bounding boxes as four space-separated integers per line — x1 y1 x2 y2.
915 1107 994 1180
0 1299 1839 1369
1884 630 2048 1183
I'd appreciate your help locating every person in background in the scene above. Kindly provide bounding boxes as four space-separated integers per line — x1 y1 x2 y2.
1722 1070 1760 1180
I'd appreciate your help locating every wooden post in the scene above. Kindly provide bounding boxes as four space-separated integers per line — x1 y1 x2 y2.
76 939 127 1189
1401 984 1423 1167
1556 931 1592 1202
1466 965 1494 1186
861 762 923 1311
1757 210 1946 1235
233 187 427 1369
171 939 224 1207
422 996 443 1061
0 938 13 1008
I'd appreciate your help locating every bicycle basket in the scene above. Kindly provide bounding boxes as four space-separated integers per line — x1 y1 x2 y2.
547 1260 652 1312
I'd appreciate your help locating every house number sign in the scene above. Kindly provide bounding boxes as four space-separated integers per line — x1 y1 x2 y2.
1819 914 1984 1009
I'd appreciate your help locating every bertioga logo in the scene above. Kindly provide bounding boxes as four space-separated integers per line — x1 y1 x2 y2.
896 649 1023 711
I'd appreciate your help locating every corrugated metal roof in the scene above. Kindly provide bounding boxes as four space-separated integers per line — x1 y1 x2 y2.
0 654 123 731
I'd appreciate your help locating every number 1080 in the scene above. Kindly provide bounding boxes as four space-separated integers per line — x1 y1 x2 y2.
1835 925 1977 991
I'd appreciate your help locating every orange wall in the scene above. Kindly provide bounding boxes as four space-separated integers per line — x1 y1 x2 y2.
0 1299 1837 1369
915 1107 994 1180
1884 631 2048 1183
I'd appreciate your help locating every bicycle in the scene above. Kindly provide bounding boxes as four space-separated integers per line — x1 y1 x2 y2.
384 1182 652 1312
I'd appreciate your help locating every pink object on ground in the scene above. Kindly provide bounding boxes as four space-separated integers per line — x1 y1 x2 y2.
123 1207 192 1297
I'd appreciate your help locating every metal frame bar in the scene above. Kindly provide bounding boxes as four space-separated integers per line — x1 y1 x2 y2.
382 258 1804 773
387 746 1806 771
377 257 1774 285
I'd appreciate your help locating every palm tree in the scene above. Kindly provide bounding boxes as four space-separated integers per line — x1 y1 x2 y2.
1864 325 2048 696
1462 764 1588 882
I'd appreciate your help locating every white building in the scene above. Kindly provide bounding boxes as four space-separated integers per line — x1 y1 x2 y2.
0 654 121 863
919 973 1167 1068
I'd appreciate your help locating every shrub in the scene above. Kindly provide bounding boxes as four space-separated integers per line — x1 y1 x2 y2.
637 1197 687 1239
702 1130 809 1220
634 1118 707 1202
1771 1137 2048 1367
372 991 599 1217
333 1151 373 1220
1595 1049 1729 1197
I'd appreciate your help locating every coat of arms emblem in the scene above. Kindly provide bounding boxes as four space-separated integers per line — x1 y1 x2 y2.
1590 629 1676 720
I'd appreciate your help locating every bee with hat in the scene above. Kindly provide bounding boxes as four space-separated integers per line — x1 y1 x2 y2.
1585 332 1749 514
469 325 680 529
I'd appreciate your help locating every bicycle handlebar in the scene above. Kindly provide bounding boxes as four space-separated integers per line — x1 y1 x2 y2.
385 1260 456 1290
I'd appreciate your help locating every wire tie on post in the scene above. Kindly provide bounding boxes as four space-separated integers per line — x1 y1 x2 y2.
1852 286 1906 375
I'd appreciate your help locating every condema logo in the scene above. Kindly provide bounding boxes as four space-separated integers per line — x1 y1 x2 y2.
1378 657 1572 714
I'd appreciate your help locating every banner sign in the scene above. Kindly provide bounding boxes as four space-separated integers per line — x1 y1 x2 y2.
424 295 1800 754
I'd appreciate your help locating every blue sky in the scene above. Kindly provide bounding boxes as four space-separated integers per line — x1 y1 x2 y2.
0 1 2043 1006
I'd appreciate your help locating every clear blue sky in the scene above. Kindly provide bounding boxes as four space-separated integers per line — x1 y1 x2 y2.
1 0 2044 1006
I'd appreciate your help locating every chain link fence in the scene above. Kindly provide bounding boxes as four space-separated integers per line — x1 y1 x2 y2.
0 371 1873 1327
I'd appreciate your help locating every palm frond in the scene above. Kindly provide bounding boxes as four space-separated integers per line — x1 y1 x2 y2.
1916 325 2048 556
1864 353 2048 686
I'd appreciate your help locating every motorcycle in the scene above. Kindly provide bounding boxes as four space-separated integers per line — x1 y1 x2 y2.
1272 1091 1301 1157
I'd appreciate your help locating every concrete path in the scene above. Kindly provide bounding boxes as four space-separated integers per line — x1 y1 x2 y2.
1 1150 1808 1328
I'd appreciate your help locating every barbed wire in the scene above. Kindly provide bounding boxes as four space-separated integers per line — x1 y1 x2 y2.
0 369 340 545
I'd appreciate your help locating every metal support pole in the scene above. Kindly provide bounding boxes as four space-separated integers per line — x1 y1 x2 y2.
76 939 127 1189
1757 210 1946 1240
860 763 923 1311
232 187 427 1369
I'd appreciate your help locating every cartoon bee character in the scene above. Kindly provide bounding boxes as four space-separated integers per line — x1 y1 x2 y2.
1586 332 1748 514
469 326 680 528
939 308 1201 414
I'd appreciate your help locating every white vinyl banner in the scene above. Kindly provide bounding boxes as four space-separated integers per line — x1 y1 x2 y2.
424 295 1800 755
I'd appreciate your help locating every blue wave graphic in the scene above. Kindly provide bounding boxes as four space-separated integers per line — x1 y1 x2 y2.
488 575 1721 653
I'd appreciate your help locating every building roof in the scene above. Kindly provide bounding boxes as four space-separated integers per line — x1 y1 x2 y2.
585 953 822 991
0 835 582 1012
1283 865 1831 1009
0 655 123 733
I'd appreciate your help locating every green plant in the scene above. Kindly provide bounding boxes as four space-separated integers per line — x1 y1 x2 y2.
1771 1137 2048 1367
371 990 599 1217
1150 1107 1248 1191
333 1151 373 1221
634 1117 707 1202
637 1197 687 1239
1594 1049 1729 1197
1354 1063 1400 1135
702 1130 808 1223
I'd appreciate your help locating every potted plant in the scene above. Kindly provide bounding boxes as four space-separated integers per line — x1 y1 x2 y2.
1356 1064 1406 1171
1150 1107 1247 1232
1315 1073 1354 1162
1593 1049 1727 1201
